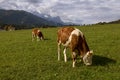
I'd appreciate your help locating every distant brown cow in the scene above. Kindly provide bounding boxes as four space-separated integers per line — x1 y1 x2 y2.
32 28 44 41
57 27 93 67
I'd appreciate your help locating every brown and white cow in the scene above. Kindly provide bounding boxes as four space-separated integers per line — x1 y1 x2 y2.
32 28 44 41
57 27 93 67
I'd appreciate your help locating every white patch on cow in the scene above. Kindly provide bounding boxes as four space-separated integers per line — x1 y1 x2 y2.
71 28 80 36
89 50 93 54
63 28 83 47
73 28 84 38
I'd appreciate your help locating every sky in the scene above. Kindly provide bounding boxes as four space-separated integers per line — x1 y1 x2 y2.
0 0 120 24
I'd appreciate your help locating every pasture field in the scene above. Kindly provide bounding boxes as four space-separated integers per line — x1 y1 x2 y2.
0 24 120 80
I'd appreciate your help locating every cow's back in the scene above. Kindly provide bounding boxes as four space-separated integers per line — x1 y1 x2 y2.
57 27 75 44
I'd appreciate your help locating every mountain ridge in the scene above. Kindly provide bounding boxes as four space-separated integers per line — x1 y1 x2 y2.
0 9 63 27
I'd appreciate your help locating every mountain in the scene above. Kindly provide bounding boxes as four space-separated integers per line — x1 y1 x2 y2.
33 11 64 25
33 11 75 25
0 9 63 27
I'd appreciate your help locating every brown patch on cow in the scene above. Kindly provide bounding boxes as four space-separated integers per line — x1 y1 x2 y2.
70 34 79 51
70 34 89 57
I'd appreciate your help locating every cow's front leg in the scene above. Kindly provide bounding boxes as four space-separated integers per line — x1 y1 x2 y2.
63 47 67 62
58 42 61 61
32 34 35 41
72 51 77 67
37 36 40 41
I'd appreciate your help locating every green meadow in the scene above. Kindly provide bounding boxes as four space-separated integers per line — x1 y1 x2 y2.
0 24 120 80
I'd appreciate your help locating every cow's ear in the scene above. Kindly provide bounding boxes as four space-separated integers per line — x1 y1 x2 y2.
89 50 93 54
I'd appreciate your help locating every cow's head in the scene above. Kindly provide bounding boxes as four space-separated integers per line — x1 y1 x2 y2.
83 50 93 66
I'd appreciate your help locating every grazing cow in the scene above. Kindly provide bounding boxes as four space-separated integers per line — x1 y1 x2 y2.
57 27 93 67
32 28 44 41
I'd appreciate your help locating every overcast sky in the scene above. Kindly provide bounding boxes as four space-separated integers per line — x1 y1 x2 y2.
0 0 120 24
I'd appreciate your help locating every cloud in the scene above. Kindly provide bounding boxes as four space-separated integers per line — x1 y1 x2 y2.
0 0 120 24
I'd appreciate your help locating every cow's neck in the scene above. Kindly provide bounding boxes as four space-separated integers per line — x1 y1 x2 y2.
83 40 89 53
80 39 90 57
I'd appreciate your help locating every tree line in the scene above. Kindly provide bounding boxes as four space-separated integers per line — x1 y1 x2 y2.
0 23 58 31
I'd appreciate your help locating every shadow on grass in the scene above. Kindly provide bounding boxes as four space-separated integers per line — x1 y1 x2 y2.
63 55 116 67
92 55 116 66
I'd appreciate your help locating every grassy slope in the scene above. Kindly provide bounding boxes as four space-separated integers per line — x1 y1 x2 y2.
0 24 120 80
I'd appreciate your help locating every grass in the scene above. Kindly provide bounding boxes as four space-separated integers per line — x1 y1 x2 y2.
0 24 120 80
